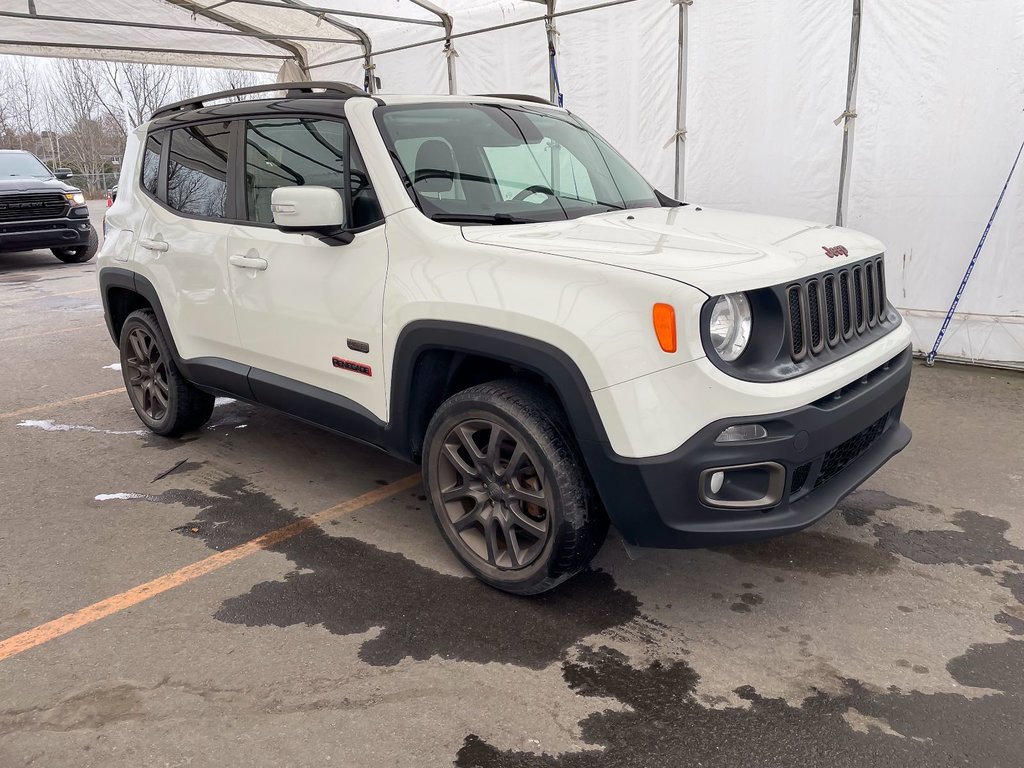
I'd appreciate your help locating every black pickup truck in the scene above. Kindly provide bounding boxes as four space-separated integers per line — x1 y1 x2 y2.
0 150 98 264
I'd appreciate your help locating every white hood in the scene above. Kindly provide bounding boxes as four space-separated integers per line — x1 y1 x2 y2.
460 206 885 295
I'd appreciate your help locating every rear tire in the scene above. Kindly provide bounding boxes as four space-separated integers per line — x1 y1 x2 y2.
423 379 608 595
119 309 214 437
52 226 99 263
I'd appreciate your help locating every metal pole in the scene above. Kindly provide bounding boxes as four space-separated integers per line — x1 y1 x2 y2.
310 0 644 71
444 23 458 95
836 0 862 226
672 0 691 200
408 0 457 94
545 0 561 106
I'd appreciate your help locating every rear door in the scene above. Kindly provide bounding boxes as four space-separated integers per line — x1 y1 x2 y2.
133 122 241 362
225 115 389 421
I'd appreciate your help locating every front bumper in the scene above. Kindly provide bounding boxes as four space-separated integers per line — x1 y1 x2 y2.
584 346 913 548
0 208 92 252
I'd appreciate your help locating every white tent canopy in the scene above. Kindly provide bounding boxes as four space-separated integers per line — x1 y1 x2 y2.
2 0 1022 368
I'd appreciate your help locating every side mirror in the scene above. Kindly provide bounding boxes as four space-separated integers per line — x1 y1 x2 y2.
55 168 73 180
271 186 350 244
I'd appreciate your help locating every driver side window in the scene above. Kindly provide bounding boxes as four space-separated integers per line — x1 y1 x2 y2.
243 117 382 229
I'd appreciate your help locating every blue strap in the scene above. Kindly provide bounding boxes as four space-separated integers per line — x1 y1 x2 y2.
549 47 564 107
926 133 1024 365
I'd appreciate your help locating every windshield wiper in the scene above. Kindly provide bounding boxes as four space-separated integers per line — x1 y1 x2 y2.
430 213 537 225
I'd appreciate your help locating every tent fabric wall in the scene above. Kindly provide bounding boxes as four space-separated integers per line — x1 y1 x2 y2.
2 0 1021 366
846 1 1024 367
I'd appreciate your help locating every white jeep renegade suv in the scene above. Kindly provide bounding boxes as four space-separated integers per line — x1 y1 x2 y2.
99 82 912 594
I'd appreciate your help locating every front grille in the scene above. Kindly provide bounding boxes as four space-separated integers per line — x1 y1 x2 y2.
813 413 889 489
0 192 68 222
785 257 891 363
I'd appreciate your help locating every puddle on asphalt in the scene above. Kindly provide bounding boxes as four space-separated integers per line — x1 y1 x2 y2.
142 476 642 669
454 639 1024 768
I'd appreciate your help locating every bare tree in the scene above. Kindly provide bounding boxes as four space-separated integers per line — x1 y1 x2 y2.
46 59 117 192
0 57 43 150
205 68 272 100
96 62 177 135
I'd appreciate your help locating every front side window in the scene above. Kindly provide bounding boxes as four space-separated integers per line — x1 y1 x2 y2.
244 117 381 228
166 122 230 218
377 104 661 224
141 134 163 197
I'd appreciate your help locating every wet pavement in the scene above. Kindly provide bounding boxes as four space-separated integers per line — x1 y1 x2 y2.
1 225 1022 767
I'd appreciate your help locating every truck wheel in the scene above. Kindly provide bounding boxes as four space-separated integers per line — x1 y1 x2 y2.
423 380 608 595
52 226 99 263
119 309 214 437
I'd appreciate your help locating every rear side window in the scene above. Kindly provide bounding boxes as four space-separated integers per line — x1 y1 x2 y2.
141 134 163 196
166 122 231 218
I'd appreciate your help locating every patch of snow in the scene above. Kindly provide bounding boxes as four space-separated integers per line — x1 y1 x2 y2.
18 419 146 436
103 362 122 371
95 492 148 501
235 424 248 429
214 397 235 407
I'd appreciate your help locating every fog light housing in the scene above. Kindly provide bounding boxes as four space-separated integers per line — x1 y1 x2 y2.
698 462 786 510
715 424 768 443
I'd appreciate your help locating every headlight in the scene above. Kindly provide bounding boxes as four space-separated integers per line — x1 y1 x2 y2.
66 192 86 205
708 293 752 361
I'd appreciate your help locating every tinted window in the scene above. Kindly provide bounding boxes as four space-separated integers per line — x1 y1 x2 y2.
141 133 163 196
244 118 381 228
166 123 230 218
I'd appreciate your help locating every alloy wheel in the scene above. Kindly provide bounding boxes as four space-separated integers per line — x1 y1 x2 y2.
124 327 171 422
435 418 552 570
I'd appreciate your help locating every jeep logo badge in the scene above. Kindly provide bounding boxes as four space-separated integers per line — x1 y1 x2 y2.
822 245 849 259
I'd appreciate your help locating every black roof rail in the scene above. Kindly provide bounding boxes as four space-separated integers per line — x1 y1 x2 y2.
151 81 366 120
474 93 556 106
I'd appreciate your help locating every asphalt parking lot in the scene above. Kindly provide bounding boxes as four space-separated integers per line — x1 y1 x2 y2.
1 209 1022 767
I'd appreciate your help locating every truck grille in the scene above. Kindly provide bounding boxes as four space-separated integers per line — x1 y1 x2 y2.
786 257 890 362
0 192 68 222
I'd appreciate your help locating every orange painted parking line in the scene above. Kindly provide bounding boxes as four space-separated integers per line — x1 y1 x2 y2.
0 323 105 343
0 288 96 306
0 388 124 420
0 474 421 662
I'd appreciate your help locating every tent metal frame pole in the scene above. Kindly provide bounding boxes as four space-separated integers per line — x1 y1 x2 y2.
309 0 642 71
166 0 310 72
0 10 363 46
672 0 691 200
408 0 458 94
836 0 862 227
0 38 291 62
276 0 374 90
545 0 559 106
204 0 442 27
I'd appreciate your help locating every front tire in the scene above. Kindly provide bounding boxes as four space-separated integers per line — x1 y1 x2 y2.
119 309 214 437
52 226 99 263
423 380 607 595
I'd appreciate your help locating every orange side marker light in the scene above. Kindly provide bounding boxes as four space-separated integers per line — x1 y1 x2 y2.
652 303 677 353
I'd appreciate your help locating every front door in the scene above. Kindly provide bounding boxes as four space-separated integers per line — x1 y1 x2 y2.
226 116 389 422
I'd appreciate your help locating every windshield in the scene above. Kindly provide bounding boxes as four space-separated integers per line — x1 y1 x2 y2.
0 152 53 180
377 104 663 224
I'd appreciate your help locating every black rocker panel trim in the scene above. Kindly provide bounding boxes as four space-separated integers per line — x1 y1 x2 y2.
98 268 384 445
248 368 386 449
